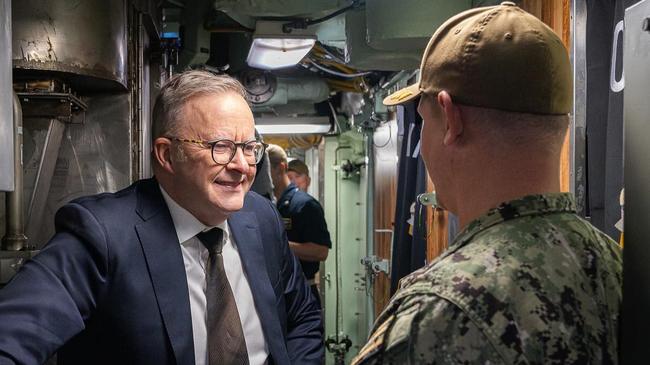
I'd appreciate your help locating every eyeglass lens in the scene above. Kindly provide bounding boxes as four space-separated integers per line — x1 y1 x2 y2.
211 140 265 165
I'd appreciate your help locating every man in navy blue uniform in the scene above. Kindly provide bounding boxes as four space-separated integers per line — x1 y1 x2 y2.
0 71 323 365
266 145 331 307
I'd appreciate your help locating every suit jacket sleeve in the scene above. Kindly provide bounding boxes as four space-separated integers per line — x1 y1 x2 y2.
268 199 324 364
0 202 109 364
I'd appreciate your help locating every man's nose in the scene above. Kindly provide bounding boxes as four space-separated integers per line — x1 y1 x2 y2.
227 147 251 173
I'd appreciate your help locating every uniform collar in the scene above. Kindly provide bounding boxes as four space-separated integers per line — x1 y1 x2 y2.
159 184 230 245
277 182 299 208
449 193 576 252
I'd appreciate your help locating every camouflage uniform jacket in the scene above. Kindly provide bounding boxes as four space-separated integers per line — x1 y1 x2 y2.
353 193 622 365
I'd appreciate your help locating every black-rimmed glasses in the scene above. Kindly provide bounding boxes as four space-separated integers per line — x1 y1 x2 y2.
169 137 268 166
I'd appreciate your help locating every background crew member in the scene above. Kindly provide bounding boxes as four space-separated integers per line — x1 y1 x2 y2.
267 144 331 307
287 159 311 193
354 3 622 364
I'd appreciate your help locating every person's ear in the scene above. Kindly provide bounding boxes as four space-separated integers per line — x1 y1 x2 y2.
153 137 175 174
438 91 463 146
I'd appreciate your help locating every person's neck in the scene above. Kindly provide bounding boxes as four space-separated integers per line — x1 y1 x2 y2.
273 175 291 201
157 175 228 226
454 157 561 228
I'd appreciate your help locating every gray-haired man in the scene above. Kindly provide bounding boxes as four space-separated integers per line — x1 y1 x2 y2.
0 70 324 365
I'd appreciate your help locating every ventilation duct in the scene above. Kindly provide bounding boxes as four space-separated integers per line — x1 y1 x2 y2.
12 0 128 91
241 69 330 107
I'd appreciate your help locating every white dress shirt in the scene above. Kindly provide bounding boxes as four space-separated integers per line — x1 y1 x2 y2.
160 186 269 365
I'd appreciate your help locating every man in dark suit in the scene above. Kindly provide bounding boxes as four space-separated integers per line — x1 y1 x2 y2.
0 71 323 365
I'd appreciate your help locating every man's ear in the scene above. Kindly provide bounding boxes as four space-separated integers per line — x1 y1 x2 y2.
153 137 175 174
438 91 463 146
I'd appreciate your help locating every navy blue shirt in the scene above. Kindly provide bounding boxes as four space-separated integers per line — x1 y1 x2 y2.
277 183 331 280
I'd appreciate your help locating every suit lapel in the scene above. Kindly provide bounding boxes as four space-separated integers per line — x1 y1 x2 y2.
134 179 195 365
229 211 288 363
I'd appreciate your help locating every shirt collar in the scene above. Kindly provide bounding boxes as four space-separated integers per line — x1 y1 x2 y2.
159 184 230 245
449 193 576 252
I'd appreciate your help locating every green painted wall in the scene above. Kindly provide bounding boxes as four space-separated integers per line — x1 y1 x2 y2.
322 132 370 364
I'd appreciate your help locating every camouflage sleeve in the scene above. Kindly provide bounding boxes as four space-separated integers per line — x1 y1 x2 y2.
381 295 505 365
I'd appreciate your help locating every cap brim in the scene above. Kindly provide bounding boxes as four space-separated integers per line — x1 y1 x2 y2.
383 83 422 106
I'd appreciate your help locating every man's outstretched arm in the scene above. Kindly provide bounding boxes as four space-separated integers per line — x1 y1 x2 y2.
0 203 110 364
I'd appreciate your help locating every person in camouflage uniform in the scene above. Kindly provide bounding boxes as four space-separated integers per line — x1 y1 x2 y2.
354 2 622 364
354 194 621 364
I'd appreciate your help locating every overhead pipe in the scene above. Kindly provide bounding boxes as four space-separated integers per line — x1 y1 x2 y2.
2 91 27 251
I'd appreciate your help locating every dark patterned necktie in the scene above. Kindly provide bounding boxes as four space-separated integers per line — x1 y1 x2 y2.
197 228 249 365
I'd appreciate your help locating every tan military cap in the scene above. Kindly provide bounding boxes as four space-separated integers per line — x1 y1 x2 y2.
383 1 573 115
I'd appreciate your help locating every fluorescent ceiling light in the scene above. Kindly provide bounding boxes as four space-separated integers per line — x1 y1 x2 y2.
255 116 331 135
247 38 316 70
256 123 330 135
246 21 316 70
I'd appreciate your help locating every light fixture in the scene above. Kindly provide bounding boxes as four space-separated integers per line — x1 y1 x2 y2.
246 21 316 70
255 116 331 135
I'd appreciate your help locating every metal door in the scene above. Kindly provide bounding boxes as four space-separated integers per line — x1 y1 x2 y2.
622 1 650 362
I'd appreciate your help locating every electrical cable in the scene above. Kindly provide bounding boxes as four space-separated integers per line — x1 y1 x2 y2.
283 1 364 32
303 58 373 78
325 78 367 93
328 101 342 134
306 4 353 26
316 58 358 74
307 42 372 89
313 43 347 64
